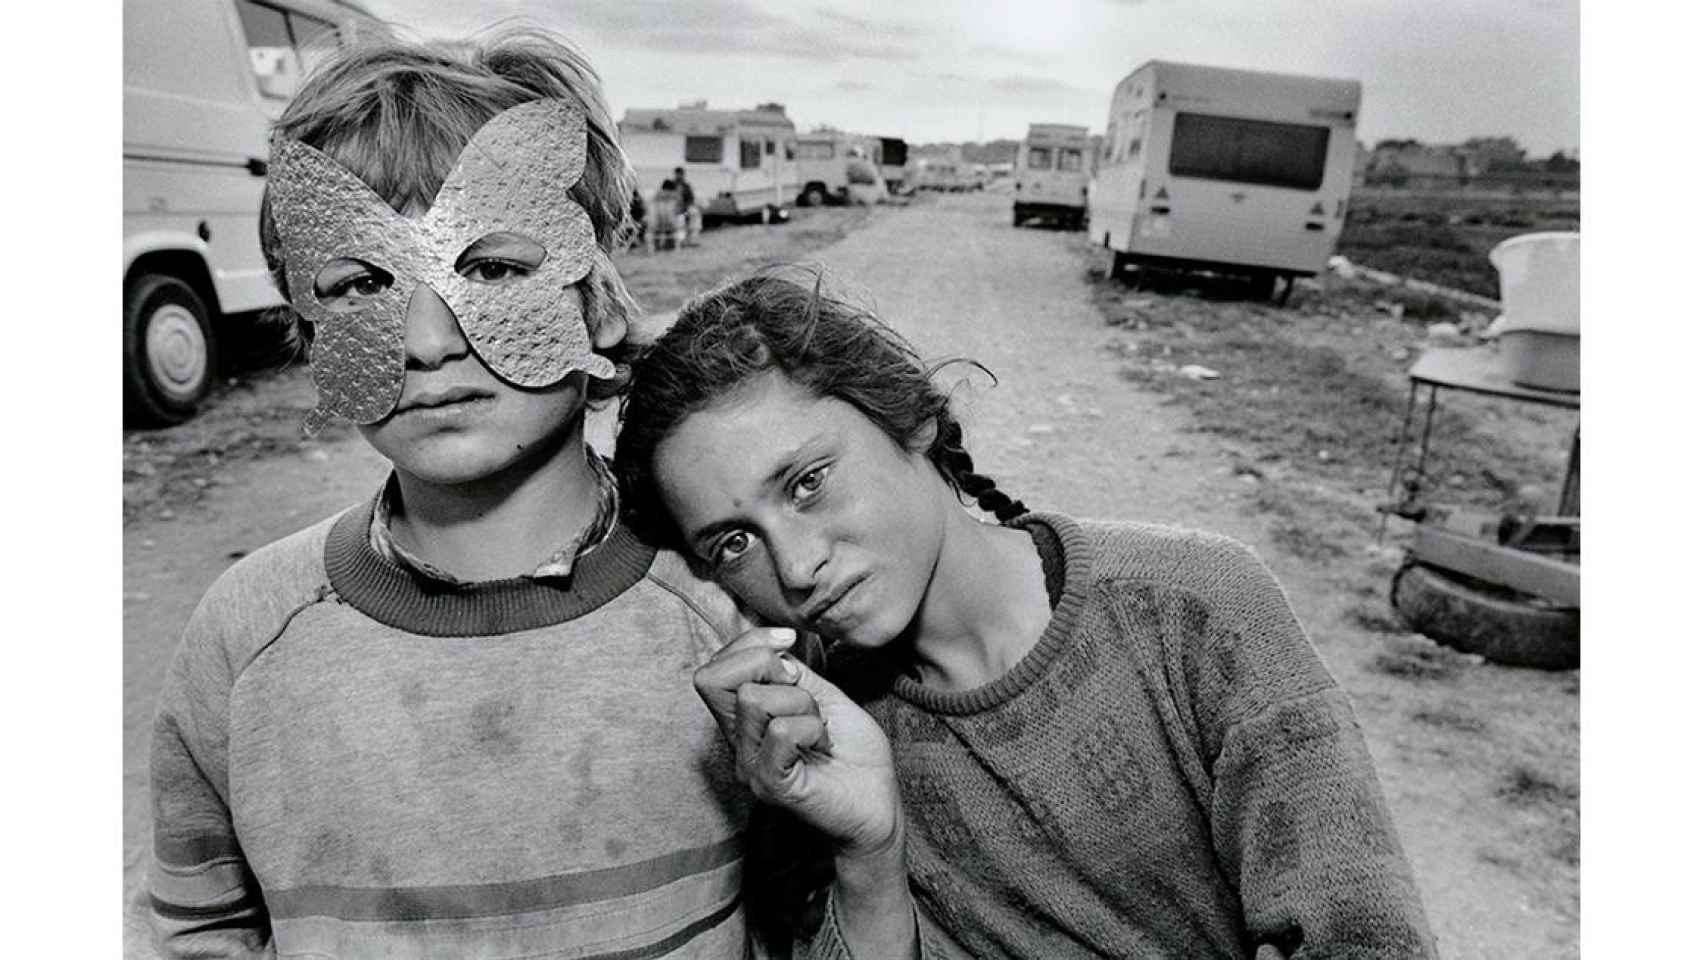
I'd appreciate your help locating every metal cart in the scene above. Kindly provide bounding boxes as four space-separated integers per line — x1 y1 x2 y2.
1381 346 1579 669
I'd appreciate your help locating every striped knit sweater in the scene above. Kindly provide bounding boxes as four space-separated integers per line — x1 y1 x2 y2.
819 512 1436 959
146 496 804 959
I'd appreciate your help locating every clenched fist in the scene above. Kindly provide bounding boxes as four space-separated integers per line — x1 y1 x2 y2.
694 628 902 859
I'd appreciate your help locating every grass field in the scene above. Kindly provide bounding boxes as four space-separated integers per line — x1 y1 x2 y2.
1339 188 1580 298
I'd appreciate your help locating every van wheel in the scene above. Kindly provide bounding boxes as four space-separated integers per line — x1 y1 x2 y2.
124 274 216 427
1390 560 1580 670
801 186 826 207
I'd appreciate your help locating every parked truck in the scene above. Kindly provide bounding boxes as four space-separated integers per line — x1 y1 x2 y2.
619 102 798 223
1013 123 1091 229
123 0 383 425
1087 60 1362 302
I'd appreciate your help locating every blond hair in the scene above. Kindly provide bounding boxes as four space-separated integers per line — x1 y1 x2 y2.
257 24 640 398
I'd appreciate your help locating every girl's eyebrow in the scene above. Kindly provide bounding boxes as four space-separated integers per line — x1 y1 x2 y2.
682 437 820 548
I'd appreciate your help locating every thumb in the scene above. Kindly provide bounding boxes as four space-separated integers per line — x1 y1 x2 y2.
781 655 858 712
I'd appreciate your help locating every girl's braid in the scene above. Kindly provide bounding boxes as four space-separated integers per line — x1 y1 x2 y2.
936 420 1029 522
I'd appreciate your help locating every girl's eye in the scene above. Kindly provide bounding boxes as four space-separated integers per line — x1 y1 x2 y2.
713 530 754 567
791 466 827 502
462 259 532 284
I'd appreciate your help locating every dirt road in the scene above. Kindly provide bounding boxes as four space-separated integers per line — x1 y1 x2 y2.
123 191 1575 957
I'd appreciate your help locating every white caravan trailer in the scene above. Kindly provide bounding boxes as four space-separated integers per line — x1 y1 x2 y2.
620 104 798 222
1088 61 1361 301
1013 123 1091 229
123 0 382 424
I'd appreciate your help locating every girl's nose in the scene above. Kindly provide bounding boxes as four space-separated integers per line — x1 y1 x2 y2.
402 284 471 369
773 529 829 594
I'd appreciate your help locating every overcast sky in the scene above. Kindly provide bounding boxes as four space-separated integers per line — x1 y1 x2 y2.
361 0 1579 154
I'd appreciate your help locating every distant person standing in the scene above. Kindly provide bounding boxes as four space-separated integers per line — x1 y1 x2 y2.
672 165 702 246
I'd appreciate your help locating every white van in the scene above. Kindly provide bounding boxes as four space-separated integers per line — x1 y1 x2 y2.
1088 60 1362 301
794 130 860 206
619 103 798 222
123 0 382 425
1013 123 1091 229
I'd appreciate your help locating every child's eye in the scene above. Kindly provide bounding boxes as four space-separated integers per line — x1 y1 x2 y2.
712 530 755 567
791 466 827 503
313 260 394 307
461 259 533 284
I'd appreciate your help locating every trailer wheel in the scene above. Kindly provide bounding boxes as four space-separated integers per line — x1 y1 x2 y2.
1390 560 1579 670
124 273 217 427
800 185 826 207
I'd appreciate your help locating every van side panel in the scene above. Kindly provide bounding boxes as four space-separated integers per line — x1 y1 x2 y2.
124 0 285 312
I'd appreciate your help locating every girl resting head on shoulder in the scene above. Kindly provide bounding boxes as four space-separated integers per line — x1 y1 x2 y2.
615 267 1437 960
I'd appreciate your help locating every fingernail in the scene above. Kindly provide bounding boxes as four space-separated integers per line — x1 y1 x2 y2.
767 628 797 647
778 655 801 682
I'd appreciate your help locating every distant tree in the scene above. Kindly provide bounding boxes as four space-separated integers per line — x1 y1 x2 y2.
1463 135 1527 171
1374 137 1422 150
1542 150 1580 173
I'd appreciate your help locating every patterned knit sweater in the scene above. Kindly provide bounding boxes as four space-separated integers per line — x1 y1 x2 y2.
146 496 806 959
822 512 1436 960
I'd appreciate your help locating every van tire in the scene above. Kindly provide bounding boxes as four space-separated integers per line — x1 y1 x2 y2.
124 274 217 427
1390 560 1580 670
801 185 826 207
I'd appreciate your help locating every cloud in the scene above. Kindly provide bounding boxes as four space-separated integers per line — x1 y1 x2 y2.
815 8 916 38
836 79 874 92
968 43 1051 68
542 0 918 62
989 73 1085 97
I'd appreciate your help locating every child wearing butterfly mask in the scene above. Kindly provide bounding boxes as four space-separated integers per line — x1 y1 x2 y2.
144 28 816 959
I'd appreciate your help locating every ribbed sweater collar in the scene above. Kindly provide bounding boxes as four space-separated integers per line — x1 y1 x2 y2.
323 496 657 637
888 512 1093 715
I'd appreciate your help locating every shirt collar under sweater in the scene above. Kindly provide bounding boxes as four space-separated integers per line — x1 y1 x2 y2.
327 491 656 637
886 511 1093 716
367 447 621 585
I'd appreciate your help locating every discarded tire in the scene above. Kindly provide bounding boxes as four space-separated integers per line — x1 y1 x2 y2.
1391 560 1579 670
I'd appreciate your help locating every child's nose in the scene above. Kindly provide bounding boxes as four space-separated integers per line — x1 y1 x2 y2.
402 284 471 369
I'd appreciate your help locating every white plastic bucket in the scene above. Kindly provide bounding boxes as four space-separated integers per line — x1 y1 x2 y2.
1489 232 1579 335
1489 232 1579 392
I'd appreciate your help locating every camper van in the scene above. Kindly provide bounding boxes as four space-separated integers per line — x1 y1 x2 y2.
123 0 382 425
794 130 860 206
620 103 798 222
1013 123 1091 229
1088 61 1362 300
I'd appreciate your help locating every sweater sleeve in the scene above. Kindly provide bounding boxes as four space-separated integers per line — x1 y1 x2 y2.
797 884 978 960
1184 544 1437 959
146 587 274 958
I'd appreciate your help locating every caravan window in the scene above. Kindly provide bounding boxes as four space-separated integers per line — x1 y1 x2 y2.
798 141 834 160
1168 112 1330 190
684 136 723 163
765 138 776 156
740 138 762 169
1058 149 1083 172
1027 147 1052 170
236 0 337 100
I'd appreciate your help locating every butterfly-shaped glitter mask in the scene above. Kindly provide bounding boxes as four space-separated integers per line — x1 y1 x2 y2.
268 99 614 432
